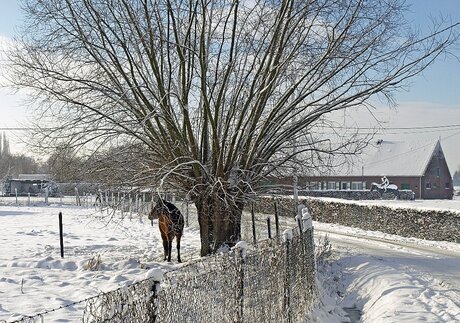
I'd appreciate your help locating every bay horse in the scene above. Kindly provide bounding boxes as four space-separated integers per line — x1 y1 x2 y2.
371 182 400 199
148 199 185 263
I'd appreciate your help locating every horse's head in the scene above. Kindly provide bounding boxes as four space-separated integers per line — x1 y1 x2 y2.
148 201 161 220
148 197 164 218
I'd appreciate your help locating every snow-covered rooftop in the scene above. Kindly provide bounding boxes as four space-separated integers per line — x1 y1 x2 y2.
16 174 51 181
346 139 441 177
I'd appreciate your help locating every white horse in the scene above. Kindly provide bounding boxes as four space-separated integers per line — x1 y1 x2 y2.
370 182 399 199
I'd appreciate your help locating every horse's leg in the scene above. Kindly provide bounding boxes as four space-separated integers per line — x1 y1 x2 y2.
162 238 169 261
167 240 172 262
176 234 182 263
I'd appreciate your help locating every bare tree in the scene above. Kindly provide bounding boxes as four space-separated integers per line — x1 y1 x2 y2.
6 0 458 255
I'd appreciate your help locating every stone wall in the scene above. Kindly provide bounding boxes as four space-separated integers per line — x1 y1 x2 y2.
251 196 460 243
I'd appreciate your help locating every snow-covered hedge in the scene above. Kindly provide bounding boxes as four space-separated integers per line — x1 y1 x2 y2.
299 189 415 200
253 196 460 243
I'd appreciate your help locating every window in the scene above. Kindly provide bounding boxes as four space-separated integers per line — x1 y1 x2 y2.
436 168 440 177
445 182 450 189
327 181 336 190
351 182 363 190
426 182 431 189
341 182 348 190
401 184 411 190
308 182 316 190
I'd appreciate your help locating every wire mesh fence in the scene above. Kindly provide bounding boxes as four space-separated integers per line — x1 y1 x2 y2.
1 194 315 322
122 227 314 322
81 226 315 323
2 227 315 323
82 278 159 323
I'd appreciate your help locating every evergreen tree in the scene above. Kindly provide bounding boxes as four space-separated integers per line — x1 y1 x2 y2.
453 169 460 186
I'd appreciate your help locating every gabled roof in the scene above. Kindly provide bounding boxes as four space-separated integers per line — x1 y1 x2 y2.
347 139 441 177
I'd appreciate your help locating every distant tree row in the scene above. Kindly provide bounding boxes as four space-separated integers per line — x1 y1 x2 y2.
1 135 139 185
454 168 460 187
0 133 42 179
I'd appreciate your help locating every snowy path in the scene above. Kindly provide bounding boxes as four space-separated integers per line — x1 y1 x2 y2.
313 222 460 322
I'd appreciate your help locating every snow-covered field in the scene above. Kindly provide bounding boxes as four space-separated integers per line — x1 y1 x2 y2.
0 203 201 322
1 198 460 322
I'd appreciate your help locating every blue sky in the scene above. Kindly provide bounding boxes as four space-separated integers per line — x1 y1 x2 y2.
0 1 20 37
397 0 460 106
1 0 460 171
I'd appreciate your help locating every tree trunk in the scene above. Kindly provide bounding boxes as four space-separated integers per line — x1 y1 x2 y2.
195 192 243 256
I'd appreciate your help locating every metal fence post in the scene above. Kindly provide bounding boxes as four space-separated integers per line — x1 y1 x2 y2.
274 201 280 239
148 280 160 323
266 217 272 239
122 193 125 217
129 193 133 219
251 204 257 245
235 249 244 323
284 236 291 323
59 212 64 258
185 198 189 227
75 187 80 206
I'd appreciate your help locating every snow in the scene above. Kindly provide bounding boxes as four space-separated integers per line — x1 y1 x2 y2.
0 204 201 321
301 207 313 230
145 268 164 281
1 198 459 322
231 241 248 258
346 139 440 177
283 229 293 241
310 221 460 322
312 196 460 214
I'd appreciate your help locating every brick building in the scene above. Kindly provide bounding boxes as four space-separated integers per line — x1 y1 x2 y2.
299 139 453 199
